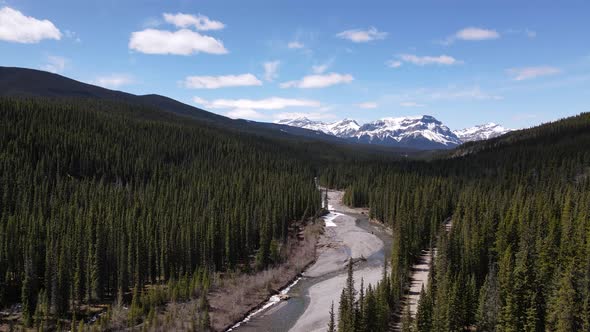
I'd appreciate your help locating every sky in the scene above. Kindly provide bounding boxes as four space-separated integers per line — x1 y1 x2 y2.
1 0 589 130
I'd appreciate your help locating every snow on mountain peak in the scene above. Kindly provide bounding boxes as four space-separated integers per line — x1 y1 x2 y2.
453 123 511 142
276 117 360 137
276 115 511 149
355 115 461 147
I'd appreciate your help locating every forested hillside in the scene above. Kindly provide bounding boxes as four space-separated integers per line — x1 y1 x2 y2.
327 113 590 331
1 94 588 332
0 97 331 328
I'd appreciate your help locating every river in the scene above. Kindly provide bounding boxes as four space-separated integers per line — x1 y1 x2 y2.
231 190 392 332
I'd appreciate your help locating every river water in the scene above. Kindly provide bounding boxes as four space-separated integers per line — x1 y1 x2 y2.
233 210 392 332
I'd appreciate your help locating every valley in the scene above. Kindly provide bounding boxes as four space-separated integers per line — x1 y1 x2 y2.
233 190 392 332
0 77 588 332
0 3 589 329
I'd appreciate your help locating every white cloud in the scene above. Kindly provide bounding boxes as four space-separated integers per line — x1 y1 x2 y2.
399 101 425 107
163 13 224 31
393 54 461 66
0 7 61 43
226 109 264 119
441 27 500 45
280 72 353 89
507 66 561 81
183 74 262 89
129 28 227 55
263 60 280 82
94 74 134 89
455 27 500 41
336 27 387 43
386 60 402 68
358 102 378 109
41 55 67 74
288 41 304 49
194 96 321 110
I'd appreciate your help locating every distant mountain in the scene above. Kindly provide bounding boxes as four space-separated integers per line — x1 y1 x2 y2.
453 123 512 142
353 115 462 149
276 118 360 138
278 115 513 149
278 115 468 149
327 119 361 137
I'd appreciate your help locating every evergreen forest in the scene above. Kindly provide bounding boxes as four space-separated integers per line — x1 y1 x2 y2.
1 96 589 331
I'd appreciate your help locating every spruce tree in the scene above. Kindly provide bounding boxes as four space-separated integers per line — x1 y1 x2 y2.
328 301 336 332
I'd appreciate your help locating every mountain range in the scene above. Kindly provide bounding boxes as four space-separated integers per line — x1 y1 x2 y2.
277 116 511 149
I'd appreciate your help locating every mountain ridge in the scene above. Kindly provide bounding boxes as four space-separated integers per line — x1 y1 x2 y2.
278 115 512 149
453 122 511 142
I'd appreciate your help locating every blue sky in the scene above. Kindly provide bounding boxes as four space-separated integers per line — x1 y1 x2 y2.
1 0 589 129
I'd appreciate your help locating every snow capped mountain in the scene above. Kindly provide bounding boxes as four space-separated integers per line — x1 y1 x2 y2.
453 123 511 142
276 117 329 133
326 119 361 137
277 115 510 149
354 115 462 149
276 117 360 138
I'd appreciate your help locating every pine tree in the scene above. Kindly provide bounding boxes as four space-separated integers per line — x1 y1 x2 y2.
549 266 579 332
339 258 356 331
415 286 432 332
338 288 351 332
328 301 336 332
356 278 365 331
363 285 378 332
346 258 356 312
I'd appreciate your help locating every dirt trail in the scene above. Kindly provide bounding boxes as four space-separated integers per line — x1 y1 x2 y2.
393 219 452 331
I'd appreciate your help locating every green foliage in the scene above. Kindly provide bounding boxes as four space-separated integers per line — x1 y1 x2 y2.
338 259 358 332
416 286 433 332
0 97 321 323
